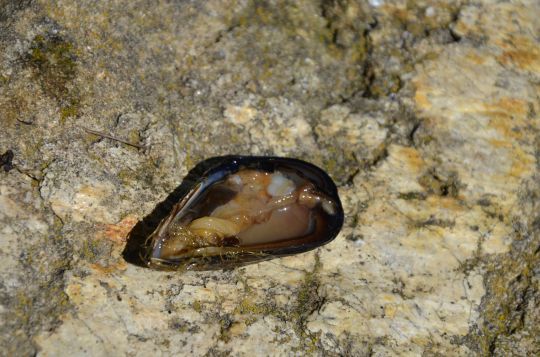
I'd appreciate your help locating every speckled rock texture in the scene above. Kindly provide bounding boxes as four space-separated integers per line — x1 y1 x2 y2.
1 0 539 355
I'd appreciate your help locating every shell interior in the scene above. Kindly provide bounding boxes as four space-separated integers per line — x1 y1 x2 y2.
146 157 343 270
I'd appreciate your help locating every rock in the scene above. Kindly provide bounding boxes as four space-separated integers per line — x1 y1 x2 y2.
1 0 538 355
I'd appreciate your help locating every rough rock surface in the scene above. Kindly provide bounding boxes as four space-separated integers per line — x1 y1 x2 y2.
1 0 539 355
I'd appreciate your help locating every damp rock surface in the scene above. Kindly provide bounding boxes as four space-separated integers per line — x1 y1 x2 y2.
1 0 539 355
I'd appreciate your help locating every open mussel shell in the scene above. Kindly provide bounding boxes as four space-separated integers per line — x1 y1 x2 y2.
136 156 343 271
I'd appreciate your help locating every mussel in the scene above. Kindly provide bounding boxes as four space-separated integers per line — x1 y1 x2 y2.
135 156 343 271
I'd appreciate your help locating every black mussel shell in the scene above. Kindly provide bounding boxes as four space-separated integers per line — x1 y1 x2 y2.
124 156 343 271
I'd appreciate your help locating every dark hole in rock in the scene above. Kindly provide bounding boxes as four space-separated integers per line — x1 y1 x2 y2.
0 150 14 172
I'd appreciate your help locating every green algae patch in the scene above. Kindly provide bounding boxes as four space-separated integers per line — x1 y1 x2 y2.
290 254 326 352
27 33 80 121
79 237 113 264
234 298 274 325
398 191 427 200
465 252 539 355
59 97 81 122
192 300 203 313
292 256 323 329
463 178 540 354
418 169 461 198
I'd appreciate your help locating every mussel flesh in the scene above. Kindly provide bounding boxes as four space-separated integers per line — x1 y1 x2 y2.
143 156 343 270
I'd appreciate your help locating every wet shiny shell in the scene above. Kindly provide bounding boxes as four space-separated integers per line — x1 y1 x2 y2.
144 156 343 271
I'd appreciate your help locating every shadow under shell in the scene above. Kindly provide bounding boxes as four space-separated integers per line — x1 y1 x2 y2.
123 156 344 271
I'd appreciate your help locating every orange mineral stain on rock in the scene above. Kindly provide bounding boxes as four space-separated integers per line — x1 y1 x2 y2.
509 147 536 179
85 216 137 274
479 96 536 180
497 36 540 72
414 88 431 110
488 116 523 140
425 195 463 211
384 304 398 318
483 97 530 140
486 97 529 118
465 51 487 65
488 138 512 149
102 215 138 244
397 146 425 173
